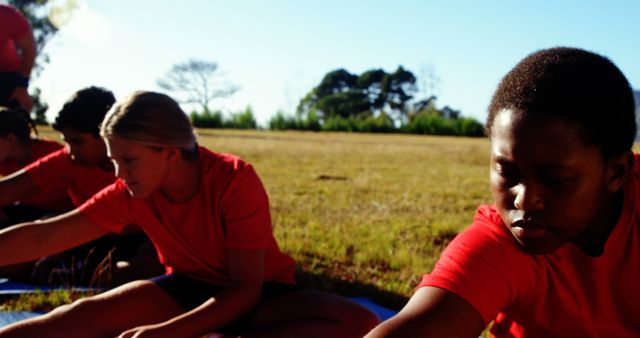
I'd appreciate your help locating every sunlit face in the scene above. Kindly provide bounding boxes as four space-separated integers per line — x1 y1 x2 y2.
489 109 612 254
60 129 108 166
105 136 171 199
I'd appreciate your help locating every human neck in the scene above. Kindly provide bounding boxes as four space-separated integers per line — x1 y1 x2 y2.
572 189 624 256
159 158 200 204
96 157 115 172
12 140 32 165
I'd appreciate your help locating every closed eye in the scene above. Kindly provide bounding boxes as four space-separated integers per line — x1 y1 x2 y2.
494 161 519 181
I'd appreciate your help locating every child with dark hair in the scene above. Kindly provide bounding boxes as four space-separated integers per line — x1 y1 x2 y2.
0 91 379 337
366 47 640 337
52 86 118 138
0 87 162 286
0 107 71 225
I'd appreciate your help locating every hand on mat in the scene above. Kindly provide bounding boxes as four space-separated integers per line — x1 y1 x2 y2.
116 323 168 338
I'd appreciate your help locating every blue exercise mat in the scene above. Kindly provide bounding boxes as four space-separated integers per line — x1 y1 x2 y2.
0 278 98 296
349 297 397 321
0 279 398 326
0 278 53 295
0 312 42 327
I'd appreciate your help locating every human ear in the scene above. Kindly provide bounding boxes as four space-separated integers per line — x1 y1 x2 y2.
165 147 181 163
606 151 634 193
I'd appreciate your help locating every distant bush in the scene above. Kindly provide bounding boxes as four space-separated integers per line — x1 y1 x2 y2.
321 114 395 133
403 114 485 137
267 108 484 137
190 110 224 128
269 111 298 130
225 106 257 129
190 106 258 129
269 110 321 131
457 117 485 137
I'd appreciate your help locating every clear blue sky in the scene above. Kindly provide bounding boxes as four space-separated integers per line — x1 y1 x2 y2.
28 0 640 127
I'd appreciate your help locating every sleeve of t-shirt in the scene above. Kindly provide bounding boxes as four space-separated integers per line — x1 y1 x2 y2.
23 149 69 192
78 180 133 233
220 164 273 250
417 205 539 325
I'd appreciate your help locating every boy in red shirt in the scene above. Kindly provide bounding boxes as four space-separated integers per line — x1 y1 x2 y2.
0 87 161 286
0 106 70 225
0 91 379 337
366 47 640 337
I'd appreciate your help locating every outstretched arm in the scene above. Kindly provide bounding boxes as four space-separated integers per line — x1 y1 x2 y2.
0 209 109 266
0 170 44 208
365 286 486 338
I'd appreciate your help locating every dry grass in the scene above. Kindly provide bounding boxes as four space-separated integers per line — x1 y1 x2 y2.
196 129 492 304
33 127 493 309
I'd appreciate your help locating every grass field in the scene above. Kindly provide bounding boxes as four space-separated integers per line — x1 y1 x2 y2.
32 127 493 310
196 129 493 308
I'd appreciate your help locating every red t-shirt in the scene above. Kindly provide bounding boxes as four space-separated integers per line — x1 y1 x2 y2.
24 148 116 207
79 146 296 286
418 157 640 337
0 5 30 72
0 139 70 209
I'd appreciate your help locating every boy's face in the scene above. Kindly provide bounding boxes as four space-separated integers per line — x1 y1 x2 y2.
60 128 108 166
489 109 612 254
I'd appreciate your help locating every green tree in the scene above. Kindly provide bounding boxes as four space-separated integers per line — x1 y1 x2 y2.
157 59 239 113
298 66 417 125
383 66 417 125
357 69 387 113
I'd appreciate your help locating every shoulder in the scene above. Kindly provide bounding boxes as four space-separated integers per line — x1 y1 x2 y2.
25 148 69 170
419 205 541 323
0 5 29 32
31 139 64 158
199 146 253 179
81 180 132 213
453 205 514 246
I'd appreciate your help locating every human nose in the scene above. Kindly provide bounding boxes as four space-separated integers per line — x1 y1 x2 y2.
513 182 544 211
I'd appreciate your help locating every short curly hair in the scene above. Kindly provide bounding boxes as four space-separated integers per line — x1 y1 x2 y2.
53 86 116 137
486 47 636 159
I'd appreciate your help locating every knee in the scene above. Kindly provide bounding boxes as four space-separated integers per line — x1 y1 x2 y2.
47 297 102 333
335 301 381 336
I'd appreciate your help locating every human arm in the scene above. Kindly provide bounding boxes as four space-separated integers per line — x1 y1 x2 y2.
8 25 36 110
0 169 43 208
117 249 265 338
365 286 486 338
0 209 109 266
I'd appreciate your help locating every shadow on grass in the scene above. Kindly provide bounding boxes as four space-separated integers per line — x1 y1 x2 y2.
295 269 409 311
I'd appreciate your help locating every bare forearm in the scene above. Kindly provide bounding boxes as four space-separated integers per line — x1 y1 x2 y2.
0 222 54 265
0 211 107 267
156 284 261 337
0 171 42 207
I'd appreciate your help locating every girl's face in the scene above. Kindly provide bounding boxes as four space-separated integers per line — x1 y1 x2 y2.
489 110 619 254
105 136 171 199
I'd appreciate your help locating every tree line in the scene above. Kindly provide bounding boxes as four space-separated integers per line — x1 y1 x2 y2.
164 63 485 137
269 67 484 136
16 0 484 136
